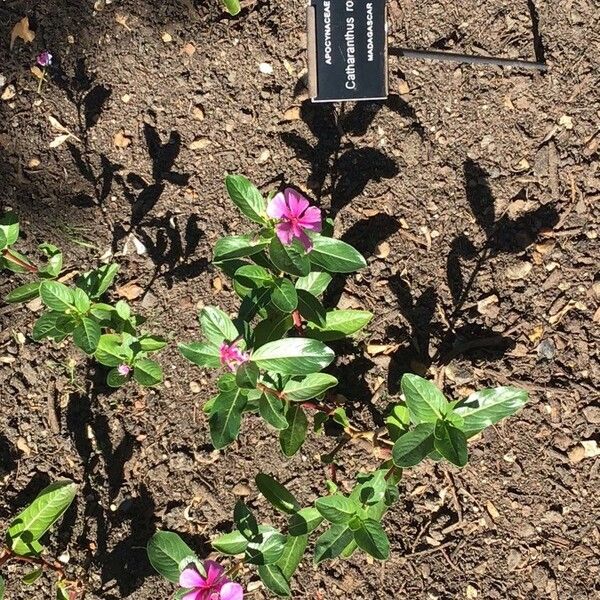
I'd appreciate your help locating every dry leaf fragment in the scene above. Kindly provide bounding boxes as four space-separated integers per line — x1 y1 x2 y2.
114 130 132 148
375 241 390 259
116 281 144 300
10 17 35 51
48 115 70 133
49 134 70 148
505 261 532 281
1 85 16 101
366 343 400 356
115 14 132 31
528 324 544 343
282 106 301 121
189 138 210 150
181 43 196 56
477 294 499 317
31 66 44 80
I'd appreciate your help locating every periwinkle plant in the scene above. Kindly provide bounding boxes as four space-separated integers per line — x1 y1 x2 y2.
148 176 529 597
1 212 165 388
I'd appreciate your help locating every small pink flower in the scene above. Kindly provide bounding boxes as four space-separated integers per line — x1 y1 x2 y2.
267 188 322 251
117 364 131 376
36 51 53 68
179 562 243 600
219 342 249 372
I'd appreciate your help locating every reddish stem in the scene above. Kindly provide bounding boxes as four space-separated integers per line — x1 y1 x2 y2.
1 249 38 273
292 310 303 333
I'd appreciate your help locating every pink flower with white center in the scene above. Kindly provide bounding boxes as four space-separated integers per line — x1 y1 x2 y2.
179 562 243 600
36 51 53 67
117 364 131 376
266 188 322 251
219 342 249 372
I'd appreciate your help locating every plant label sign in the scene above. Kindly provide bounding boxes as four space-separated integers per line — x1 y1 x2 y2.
308 0 388 102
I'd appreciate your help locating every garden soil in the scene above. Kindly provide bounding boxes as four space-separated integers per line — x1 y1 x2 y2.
1 0 599 598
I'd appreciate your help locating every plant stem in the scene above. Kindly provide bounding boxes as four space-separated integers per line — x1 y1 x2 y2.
0 546 66 578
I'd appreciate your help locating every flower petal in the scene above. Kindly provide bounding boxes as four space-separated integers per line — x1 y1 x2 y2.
266 193 288 219
276 222 294 245
181 591 201 600
298 206 322 229
220 582 244 600
203 561 225 586
284 188 309 218
296 230 313 251
180 567 205 589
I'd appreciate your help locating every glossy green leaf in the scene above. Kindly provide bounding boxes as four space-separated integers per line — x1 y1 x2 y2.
7 481 77 556
401 374 448 423
434 420 468 467
212 530 248 555
226 175 267 224
257 564 290 597
234 264 273 296
222 0 241 16
0 212 19 246
179 342 221 368
139 335 168 352
296 289 327 326
256 473 301 514
72 287 91 314
22 567 43 585
295 271 332 296
214 235 269 262
353 518 390 560
200 307 239 344
133 359 163 386
269 237 310 277
253 312 294 348
209 388 247 449
258 393 288 430
309 235 367 273
454 387 528 435
107 368 128 388
314 525 354 564
39 280 74 312
289 507 323 536
245 530 287 565
279 404 308 457
305 310 372 341
147 531 196 583
392 423 435 468
271 278 298 313
32 312 75 342
385 404 410 441
6 281 41 303
77 263 119 299
252 338 334 375
235 362 259 389
95 334 133 367
234 500 259 540
283 373 338 401
72 317 101 354
316 494 359 524
38 243 63 279
277 533 308 579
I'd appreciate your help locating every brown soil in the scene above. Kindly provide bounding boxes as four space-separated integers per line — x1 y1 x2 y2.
1 1 599 598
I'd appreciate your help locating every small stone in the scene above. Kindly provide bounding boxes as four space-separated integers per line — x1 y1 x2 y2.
486 500 500 521
505 261 532 280
582 406 600 424
161 32 173 43
537 339 556 360
121 94 131 103
477 294 499 318
189 138 210 150
192 105 205 120
398 79 410 95
466 585 479 599
257 149 270 164
189 381 201 393
568 445 586 464
582 440 600 458
1 84 16 101
282 106 301 121
232 483 252 496
375 241 390 259
259 62 273 74
0 74 6 89
27 158 40 168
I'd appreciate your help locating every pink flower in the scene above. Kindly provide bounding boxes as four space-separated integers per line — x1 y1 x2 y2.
179 562 243 600
267 188 322 251
36 51 53 67
117 364 131 376
219 342 249 372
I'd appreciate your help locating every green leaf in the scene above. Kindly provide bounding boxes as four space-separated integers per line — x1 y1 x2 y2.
94 334 133 367
271 278 298 313
392 423 435 468
236 362 259 389
38 243 63 279
209 388 247 449
179 342 221 368
6 281 40 303
234 264 273 296
269 237 310 277
258 392 288 430
316 494 359 524
253 312 294 348
296 289 326 326
357 470 387 506
39 280 74 312
305 310 372 341
7 481 77 556
252 338 334 375
77 263 119 299
226 175 267 224
245 530 287 565
139 335 168 352
289 507 323 536
133 359 163 386
332 407 350 429
353 519 390 560
258 564 290 597
283 373 338 401
73 317 101 354
212 530 248 555
222 0 241 16
434 420 468 467
115 299 131 321
385 404 410 441
454 387 528 436
0 212 19 246
401 374 448 423
279 404 308 457
309 235 367 273
234 500 259 539
200 307 239 344
256 474 301 514
0 574 4 599
22 567 43 585
72 287 91 314
32 312 75 341
314 525 354 564
295 271 332 296
147 531 196 583
214 235 269 262
276 533 308 579
107 368 129 388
